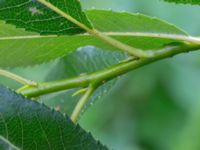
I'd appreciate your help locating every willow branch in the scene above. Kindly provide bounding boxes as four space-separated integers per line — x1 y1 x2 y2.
18 43 200 97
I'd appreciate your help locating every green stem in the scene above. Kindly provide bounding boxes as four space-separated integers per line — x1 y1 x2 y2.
71 84 96 123
0 69 37 86
36 0 151 58
18 43 200 97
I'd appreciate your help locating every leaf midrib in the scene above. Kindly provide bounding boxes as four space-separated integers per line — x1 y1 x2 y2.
0 33 199 44
0 135 20 150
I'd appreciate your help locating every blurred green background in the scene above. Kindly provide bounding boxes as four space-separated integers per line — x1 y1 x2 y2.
1 0 200 149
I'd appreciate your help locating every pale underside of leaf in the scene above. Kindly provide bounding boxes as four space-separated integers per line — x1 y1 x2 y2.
0 10 190 68
42 46 127 115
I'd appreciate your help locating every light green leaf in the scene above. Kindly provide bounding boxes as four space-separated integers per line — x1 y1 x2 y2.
0 10 187 68
0 0 91 35
163 0 200 5
0 85 108 150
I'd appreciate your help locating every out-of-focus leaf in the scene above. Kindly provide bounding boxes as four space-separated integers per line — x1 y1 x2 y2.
135 84 186 150
172 101 200 150
42 46 127 115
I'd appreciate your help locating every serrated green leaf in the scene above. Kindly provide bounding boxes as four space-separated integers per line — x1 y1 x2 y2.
0 0 91 35
0 85 108 150
163 0 200 5
0 10 187 68
42 46 127 115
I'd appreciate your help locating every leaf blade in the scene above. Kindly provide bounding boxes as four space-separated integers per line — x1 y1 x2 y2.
0 0 92 35
0 85 108 150
163 0 200 5
0 10 189 68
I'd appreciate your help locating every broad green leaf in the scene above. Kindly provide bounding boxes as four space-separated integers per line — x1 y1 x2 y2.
0 0 91 35
0 85 108 150
164 0 200 5
0 10 187 68
42 46 127 115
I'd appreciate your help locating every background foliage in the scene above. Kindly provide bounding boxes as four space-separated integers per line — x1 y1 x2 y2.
1 0 200 150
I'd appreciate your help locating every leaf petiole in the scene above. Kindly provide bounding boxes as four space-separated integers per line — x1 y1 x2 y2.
0 69 37 86
71 84 97 123
72 88 88 97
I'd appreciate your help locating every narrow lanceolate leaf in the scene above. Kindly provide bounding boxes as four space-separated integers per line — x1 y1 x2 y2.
0 10 190 68
0 0 92 35
163 0 200 5
0 85 108 150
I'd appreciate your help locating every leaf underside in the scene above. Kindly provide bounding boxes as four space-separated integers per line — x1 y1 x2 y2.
43 46 127 115
0 0 92 35
0 10 187 68
0 85 108 150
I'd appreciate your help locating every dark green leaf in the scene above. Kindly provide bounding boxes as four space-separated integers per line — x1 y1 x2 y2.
163 0 200 5
0 85 108 150
0 139 15 150
0 0 91 35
